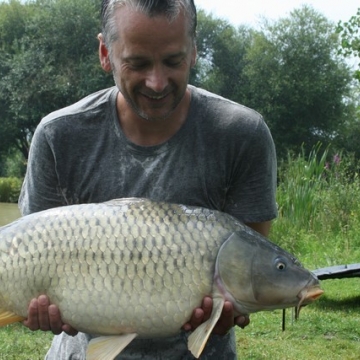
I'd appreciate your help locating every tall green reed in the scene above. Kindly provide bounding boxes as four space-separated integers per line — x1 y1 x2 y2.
276 144 328 232
272 145 360 266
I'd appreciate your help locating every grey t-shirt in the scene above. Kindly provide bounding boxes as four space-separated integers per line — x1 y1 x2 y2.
19 85 277 359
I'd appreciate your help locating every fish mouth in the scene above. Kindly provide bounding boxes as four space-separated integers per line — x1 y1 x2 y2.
296 286 324 317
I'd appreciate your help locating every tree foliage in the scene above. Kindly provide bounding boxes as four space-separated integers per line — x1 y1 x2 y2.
191 6 354 158
242 6 353 158
0 0 112 159
337 8 360 82
190 10 252 102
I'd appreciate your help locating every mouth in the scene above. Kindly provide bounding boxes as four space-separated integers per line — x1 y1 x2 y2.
145 94 166 100
296 286 324 317
141 92 170 101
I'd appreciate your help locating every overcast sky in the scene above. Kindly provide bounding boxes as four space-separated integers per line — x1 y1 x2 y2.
194 0 359 27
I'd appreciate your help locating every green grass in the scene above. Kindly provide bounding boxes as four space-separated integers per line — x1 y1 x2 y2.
236 278 360 359
0 324 52 359
0 145 359 359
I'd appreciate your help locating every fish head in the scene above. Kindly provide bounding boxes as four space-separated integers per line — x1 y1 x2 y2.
215 230 323 314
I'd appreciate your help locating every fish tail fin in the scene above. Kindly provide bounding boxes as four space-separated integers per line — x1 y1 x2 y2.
0 309 25 327
87 334 138 360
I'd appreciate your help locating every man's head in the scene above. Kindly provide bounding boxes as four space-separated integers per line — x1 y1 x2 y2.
98 0 198 122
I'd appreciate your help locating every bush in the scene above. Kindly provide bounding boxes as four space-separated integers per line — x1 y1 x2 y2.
0 177 22 203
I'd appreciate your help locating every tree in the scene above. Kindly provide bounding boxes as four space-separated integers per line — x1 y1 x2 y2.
337 8 360 82
0 0 112 159
190 10 252 102
242 5 353 158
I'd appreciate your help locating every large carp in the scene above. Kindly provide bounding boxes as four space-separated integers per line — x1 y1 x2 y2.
0 198 323 359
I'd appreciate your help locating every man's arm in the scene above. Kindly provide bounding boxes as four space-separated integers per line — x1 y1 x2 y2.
246 220 272 237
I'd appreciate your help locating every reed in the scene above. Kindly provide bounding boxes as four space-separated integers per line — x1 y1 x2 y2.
273 145 360 267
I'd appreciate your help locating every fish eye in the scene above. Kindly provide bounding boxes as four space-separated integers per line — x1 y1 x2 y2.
275 257 287 271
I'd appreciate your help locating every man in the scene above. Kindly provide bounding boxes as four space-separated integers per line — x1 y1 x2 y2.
19 0 277 358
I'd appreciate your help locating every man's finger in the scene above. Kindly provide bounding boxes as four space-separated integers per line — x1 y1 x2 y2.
62 324 79 337
201 296 213 322
48 304 63 335
235 314 250 329
23 298 40 331
37 295 51 331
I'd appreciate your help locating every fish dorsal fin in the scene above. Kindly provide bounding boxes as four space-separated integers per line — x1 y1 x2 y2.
103 198 146 206
0 309 25 326
188 297 225 358
87 334 138 360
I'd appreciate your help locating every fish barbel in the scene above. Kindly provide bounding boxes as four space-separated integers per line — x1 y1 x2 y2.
0 198 323 358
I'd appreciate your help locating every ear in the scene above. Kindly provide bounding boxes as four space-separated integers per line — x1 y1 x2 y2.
98 33 112 72
191 44 197 68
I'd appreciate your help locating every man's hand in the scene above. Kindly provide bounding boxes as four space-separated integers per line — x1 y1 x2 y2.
23 295 78 336
182 296 250 335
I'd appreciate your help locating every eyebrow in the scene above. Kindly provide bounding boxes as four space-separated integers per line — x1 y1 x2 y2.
123 51 187 62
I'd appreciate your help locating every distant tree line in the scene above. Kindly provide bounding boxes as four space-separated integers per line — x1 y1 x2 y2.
0 0 359 174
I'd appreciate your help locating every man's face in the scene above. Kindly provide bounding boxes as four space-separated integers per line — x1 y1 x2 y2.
102 6 196 121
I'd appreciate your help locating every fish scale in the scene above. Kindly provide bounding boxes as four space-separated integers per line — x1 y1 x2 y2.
0 197 323 359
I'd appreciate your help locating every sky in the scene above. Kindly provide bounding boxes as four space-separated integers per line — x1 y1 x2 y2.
194 0 359 28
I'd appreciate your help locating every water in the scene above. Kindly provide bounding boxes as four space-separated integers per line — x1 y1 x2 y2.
0 203 21 226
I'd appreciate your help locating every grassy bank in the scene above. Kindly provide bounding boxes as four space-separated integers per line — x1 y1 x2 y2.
0 146 359 359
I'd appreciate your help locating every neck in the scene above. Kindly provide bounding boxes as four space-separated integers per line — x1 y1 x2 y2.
116 89 191 147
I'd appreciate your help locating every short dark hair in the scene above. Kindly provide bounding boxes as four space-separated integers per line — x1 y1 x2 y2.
101 0 197 49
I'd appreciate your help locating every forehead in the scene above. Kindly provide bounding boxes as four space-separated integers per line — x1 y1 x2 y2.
112 5 192 51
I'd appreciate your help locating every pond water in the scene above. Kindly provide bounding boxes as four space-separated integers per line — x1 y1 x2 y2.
0 203 21 226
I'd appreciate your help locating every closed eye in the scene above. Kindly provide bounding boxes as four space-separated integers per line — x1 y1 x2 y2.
165 57 183 67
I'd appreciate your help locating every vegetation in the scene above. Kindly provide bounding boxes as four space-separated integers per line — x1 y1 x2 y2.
0 0 112 160
242 6 353 158
337 8 360 82
274 145 360 266
0 147 359 358
0 177 22 202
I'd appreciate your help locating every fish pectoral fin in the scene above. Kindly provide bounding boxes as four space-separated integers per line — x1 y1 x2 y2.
188 297 225 359
0 309 25 327
87 333 138 360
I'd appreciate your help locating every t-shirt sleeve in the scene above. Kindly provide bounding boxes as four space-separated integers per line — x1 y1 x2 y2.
223 117 278 223
18 122 66 216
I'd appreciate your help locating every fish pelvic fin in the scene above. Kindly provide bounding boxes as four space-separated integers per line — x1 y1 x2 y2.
87 333 138 360
188 297 225 358
0 309 25 327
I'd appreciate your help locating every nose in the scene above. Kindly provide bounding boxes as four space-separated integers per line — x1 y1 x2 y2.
145 65 169 93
